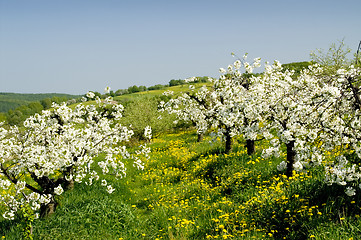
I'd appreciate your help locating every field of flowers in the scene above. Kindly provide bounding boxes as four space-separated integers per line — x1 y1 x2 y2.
2 129 360 239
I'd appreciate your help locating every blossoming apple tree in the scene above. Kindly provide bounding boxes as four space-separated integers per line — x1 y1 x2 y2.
160 56 264 154
252 61 338 177
211 55 263 154
319 66 361 195
159 81 215 142
0 94 150 219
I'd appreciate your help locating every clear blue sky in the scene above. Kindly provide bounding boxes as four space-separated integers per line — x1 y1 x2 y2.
0 0 360 94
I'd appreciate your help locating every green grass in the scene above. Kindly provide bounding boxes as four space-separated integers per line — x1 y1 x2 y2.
1 130 361 239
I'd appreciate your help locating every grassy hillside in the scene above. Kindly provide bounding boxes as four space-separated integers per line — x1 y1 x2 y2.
1 130 360 239
114 82 211 103
0 93 80 112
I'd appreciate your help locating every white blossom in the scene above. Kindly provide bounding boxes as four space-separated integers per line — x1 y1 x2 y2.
293 161 303 171
86 91 95 99
345 187 356 196
277 161 287 171
104 86 111 94
144 126 152 140
101 179 107 186
54 185 64 195
106 185 115 194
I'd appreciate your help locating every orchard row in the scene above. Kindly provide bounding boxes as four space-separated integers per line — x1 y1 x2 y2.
160 55 361 196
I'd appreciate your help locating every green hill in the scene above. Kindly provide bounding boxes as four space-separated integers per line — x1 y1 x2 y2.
0 93 81 125
0 93 80 112
114 82 211 103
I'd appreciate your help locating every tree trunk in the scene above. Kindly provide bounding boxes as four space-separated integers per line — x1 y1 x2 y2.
347 76 361 110
197 133 204 142
64 179 74 190
286 140 296 177
63 165 74 190
246 139 255 155
225 132 232 154
40 199 58 218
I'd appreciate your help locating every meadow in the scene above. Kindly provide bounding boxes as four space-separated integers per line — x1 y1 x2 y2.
1 128 360 239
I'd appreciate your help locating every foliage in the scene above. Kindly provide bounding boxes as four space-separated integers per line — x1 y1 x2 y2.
18 204 35 240
127 85 147 94
147 84 167 91
6 102 43 126
310 39 353 74
0 113 5 122
121 96 176 140
0 101 21 113
356 40 361 66
168 77 209 87
281 61 313 75
4 95 80 126
169 79 186 87
115 88 129 96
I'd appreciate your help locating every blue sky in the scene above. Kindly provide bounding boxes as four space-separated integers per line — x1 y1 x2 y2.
0 0 360 94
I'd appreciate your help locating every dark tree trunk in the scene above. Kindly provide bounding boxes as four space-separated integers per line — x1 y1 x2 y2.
63 165 74 190
197 133 204 142
346 76 361 111
225 132 232 154
286 140 296 177
246 139 255 155
243 117 255 155
40 199 58 218
64 179 74 190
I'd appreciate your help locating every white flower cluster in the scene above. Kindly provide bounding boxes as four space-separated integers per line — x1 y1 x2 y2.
144 126 152 140
0 94 151 219
160 86 211 136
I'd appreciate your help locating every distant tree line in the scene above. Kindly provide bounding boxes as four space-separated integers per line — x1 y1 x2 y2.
4 96 79 126
0 93 79 112
107 76 210 96
0 101 21 112
281 61 313 75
